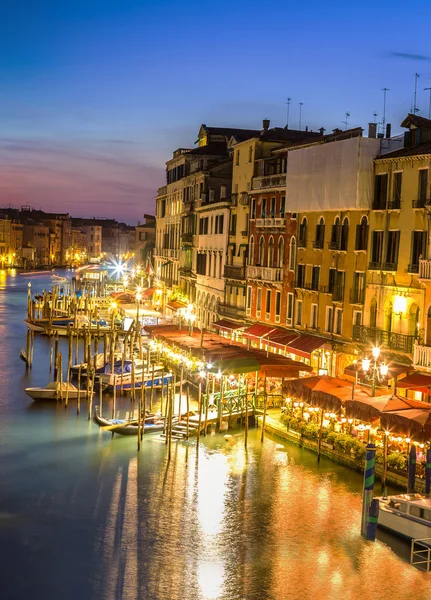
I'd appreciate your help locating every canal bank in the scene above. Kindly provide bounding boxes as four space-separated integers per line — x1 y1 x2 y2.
257 412 425 492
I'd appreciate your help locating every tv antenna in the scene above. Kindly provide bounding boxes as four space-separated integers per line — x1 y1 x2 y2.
285 97 291 129
424 87 431 119
343 112 350 130
298 102 304 130
373 112 378 124
414 73 420 114
382 88 389 134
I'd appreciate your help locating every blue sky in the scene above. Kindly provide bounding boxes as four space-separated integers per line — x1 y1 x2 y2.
1 0 431 223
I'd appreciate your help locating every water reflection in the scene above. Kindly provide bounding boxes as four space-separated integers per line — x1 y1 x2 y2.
0 272 431 599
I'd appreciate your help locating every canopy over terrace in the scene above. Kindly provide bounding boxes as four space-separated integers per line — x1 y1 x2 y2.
381 408 431 442
144 325 313 376
344 394 431 421
397 372 431 394
283 376 352 407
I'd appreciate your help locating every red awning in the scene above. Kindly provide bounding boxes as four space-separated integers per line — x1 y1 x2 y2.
243 324 276 340
262 329 300 350
285 334 327 359
397 372 431 393
142 287 155 299
166 301 188 312
213 319 246 331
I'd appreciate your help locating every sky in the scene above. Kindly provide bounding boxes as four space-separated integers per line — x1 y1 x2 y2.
1 0 431 224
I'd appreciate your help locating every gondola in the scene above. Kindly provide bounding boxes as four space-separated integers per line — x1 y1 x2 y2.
93 407 167 435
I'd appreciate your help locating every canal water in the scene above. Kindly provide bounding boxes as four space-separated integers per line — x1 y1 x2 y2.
0 270 430 600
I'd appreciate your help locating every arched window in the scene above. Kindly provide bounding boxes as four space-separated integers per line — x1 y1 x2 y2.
258 236 265 266
315 217 325 249
249 235 255 265
289 236 296 271
299 217 307 247
330 217 340 248
341 217 349 251
268 236 274 267
277 238 284 268
355 216 369 251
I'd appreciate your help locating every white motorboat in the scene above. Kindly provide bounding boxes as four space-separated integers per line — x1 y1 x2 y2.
25 381 89 401
96 359 171 390
377 494 431 541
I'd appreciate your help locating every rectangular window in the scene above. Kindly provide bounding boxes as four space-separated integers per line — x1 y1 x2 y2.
280 196 286 217
209 189 215 202
334 308 343 335
287 293 294 322
230 214 237 235
373 173 388 208
257 288 262 312
196 253 207 275
250 198 256 219
270 197 276 217
419 169 428 202
311 266 320 291
261 198 267 218
311 304 318 329
410 230 427 270
296 264 305 288
295 300 303 326
220 185 226 199
235 151 240 166
275 291 281 318
328 268 336 293
353 311 362 326
384 230 400 269
371 231 384 264
325 307 334 333
392 172 402 208
246 286 252 309
352 272 365 303
248 146 253 163
266 289 271 315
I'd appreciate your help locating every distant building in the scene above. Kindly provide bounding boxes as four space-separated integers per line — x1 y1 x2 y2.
135 215 155 266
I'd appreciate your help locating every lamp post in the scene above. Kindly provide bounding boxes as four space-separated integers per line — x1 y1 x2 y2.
361 346 389 397
184 304 196 336
136 289 142 323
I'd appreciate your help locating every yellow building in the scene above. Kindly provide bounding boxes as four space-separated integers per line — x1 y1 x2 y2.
364 114 431 370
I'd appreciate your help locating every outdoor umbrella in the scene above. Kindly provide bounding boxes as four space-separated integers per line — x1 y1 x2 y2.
207 356 262 376
283 375 352 411
345 394 431 422
380 408 431 442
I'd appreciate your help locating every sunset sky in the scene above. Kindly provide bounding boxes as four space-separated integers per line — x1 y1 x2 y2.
2 0 431 224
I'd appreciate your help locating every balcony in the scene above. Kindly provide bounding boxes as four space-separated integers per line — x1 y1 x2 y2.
328 241 340 250
219 302 246 319
419 259 431 280
372 200 386 210
352 325 416 354
246 265 283 282
332 288 345 302
407 263 419 274
298 239 307 249
239 194 249 206
387 200 401 210
241 230 248 237
179 266 192 276
181 232 193 243
350 288 365 304
381 262 397 272
224 265 246 280
412 198 426 209
368 261 381 270
255 217 286 228
414 343 431 370
312 240 324 249
251 174 286 190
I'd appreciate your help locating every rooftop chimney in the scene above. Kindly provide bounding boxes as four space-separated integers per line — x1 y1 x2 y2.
368 123 377 139
386 123 391 139
319 127 326 136
332 128 342 135
262 118 270 133
305 126 308 132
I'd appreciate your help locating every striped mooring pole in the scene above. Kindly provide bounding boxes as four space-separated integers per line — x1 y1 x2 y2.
361 443 377 539
407 445 417 494
426 448 431 495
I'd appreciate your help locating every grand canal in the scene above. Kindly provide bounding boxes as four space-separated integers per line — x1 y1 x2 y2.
0 270 431 600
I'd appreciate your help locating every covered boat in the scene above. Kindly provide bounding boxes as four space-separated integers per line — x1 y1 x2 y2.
93 408 166 435
25 381 88 401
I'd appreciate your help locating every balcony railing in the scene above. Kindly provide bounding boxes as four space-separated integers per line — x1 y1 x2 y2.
328 241 340 250
298 239 307 249
255 217 286 228
241 230 248 237
332 288 345 302
181 232 193 243
247 265 283 282
224 265 246 280
414 343 431 370
419 259 431 279
219 303 246 319
312 240 324 249
350 288 365 304
387 199 401 210
251 174 286 190
352 325 416 354
368 261 381 270
381 262 397 272
412 198 426 209
407 263 419 274
372 200 386 210
239 194 249 206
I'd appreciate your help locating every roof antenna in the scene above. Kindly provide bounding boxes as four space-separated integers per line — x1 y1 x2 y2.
414 73 420 114
285 97 291 129
298 102 304 130
382 88 389 135
342 112 350 130
373 112 378 124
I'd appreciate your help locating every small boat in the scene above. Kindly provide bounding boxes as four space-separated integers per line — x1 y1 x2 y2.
25 381 90 401
93 408 166 435
25 316 75 333
52 274 68 282
95 359 171 390
377 494 431 541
